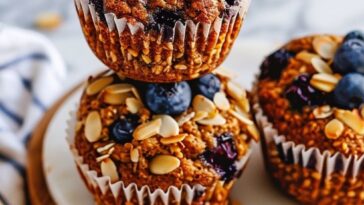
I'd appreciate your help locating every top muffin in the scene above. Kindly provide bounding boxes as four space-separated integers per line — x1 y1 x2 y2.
257 31 364 156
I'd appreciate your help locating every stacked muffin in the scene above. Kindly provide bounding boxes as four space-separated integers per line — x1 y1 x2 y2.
255 31 364 204
68 0 257 204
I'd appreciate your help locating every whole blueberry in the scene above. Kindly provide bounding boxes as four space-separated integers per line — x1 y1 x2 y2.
200 133 238 181
144 82 191 115
333 39 364 74
190 74 221 100
332 73 364 109
148 9 185 41
259 49 294 80
109 115 140 144
344 30 364 42
285 74 326 110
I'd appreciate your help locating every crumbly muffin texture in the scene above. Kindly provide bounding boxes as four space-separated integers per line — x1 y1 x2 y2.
73 69 258 204
257 34 364 156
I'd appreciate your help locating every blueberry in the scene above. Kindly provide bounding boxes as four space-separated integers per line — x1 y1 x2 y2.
225 0 240 6
285 74 326 110
190 74 221 100
344 30 364 42
109 115 139 144
148 9 185 41
332 73 364 109
144 82 191 115
259 49 294 80
200 133 238 181
90 0 106 23
333 39 364 74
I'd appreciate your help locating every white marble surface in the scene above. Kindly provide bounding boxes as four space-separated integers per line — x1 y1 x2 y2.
2 0 364 89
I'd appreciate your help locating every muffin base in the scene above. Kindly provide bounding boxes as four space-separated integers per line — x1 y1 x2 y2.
75 0 249 82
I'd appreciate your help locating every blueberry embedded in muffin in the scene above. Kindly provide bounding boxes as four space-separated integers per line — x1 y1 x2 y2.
71 71 258 204
256 30 364 205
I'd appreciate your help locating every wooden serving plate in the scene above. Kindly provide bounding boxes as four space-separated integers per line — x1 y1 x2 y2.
27 85 80 205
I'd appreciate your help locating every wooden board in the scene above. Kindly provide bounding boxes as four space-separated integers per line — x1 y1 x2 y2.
27 85 80 205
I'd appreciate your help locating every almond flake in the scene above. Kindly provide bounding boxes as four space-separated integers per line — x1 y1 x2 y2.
335 109 364 135
131 87 142 100
160 134 187 145
177 112 195 126
154 115 179 138
247 124 260 142
310 73 341 92
313 105 333 119
228 110 254 125
126 97 143 114
213 67 237 79
296 51 320 64
311 57 333 74
130 148 139 163
104 83 133 94
84 111 102 142
313 36 338 59
86 76 114 95
193 111 209 121
325 119 344 139
149 155 180 175
96 154 110 162
213 92 230 111
197 113 226 126
193 95 217 117
101 158 119 182
227 81 246 101
97 143 115 153
133 119 162 140
102 90 133 105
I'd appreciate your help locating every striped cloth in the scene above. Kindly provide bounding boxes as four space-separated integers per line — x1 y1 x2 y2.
0 25 66 205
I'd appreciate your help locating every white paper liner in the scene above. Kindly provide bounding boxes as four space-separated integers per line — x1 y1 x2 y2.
253 101 364 179
66 105 252 204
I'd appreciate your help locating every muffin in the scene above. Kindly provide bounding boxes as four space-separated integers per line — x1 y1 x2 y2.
67 69 259 204
74 0 250 83
255 31 364 205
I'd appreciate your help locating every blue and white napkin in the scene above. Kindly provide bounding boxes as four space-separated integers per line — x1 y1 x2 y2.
0 24 66 205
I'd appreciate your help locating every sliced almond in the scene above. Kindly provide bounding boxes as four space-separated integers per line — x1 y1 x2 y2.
84 111 103 142
177 112 195 126
86 76 114 96
335 109 364 135
160 134 187 145
228 110 254 126
133 119 162 140
325 119 344 139
149 155 180 175
247 124 260 142
213 92 230 111
193 95 217 117
237 97 251 113
131 87 142 101
100 158 119 182
296 51 320 64
154 115 179 138
96 154 110 162
213 67 237 79
197 113 226 126
310 73 341 92
97 143 115 153
104 83 133 94
311 57 333 74
193 111 209 121
312 36 338 59
313 105 333 119
227 81 246 101
130 148 139 163
126 97 143 114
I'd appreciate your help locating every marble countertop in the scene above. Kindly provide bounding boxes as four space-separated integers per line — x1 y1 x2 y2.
1 0 364 91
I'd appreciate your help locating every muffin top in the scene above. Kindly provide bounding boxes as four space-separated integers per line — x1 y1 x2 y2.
90 0 244 25
257 31 364 157
73 69 258 192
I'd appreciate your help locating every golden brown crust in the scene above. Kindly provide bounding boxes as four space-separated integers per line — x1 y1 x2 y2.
72 71 257 204
257 35 364 156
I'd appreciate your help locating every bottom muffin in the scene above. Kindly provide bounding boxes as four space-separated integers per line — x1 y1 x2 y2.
255 31 364 205
67 69 259 204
